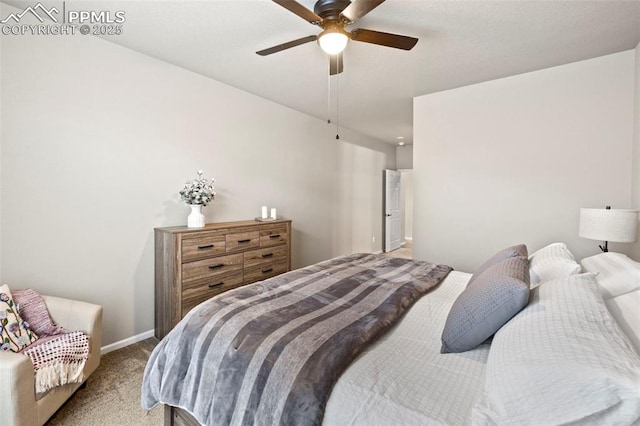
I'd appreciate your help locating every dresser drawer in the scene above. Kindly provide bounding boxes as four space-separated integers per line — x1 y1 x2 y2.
244 259 289 284
226 231 260 253
181 270 244 316
244 245 288 269
181 233 226 263
155 220 291 340
182 253 243 285
260 225 288 248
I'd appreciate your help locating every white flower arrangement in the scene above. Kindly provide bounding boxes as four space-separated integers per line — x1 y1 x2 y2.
179 170 216 206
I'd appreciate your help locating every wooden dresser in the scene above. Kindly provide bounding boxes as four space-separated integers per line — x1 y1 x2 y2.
154 219 292 339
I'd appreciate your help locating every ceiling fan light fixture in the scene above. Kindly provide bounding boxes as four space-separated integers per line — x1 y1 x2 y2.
318 27 349 54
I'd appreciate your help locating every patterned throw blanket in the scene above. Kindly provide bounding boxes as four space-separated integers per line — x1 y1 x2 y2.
142 253 452 426
23 331 89 395
14 289 89 395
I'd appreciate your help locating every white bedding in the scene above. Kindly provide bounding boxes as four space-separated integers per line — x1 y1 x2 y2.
606 289 640 354
473 273 640 425
324 271 488 425
324 268 640 426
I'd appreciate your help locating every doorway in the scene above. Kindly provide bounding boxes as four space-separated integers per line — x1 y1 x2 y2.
383 169 413 258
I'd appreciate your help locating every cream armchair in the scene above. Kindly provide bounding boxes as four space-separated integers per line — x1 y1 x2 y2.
0 296 102 426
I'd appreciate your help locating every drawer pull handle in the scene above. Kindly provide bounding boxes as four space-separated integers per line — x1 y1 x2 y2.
209 282 224 288
238 239 251 243
269 234 281 239
197 244 214 250
262 268 273 274
208 263 225 270
262 253 274 258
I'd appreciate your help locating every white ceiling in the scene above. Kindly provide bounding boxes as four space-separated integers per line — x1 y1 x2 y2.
13 0 640 144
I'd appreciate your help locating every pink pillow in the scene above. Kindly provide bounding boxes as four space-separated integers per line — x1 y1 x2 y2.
12 289 67 336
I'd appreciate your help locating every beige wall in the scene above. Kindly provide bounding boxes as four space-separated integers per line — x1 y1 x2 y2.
0 45 2 280
633 42 640 260
397 146 413 243
400 170 413 241
414 51 636 272
396 145 413 169
1 29 394 345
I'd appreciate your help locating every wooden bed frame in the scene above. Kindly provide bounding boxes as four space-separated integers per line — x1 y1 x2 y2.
164 405 202 426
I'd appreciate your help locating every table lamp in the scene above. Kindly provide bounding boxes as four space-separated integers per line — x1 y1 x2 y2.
579 206 639 252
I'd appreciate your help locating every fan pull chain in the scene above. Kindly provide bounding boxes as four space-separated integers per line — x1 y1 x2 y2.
335 54 340 140
326 54 341 140
327 67 331 125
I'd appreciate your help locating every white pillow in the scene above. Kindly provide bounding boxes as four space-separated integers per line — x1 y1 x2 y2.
528 242 581 285
580 252 640 299
472 273 640 425
606 289 640 355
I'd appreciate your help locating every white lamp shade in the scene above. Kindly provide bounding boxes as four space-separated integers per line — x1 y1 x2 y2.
579 208 639 243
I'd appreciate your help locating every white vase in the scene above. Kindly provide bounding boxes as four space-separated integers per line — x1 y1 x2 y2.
187 204 205 228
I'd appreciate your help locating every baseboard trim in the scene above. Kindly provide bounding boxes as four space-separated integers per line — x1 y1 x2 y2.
373 250 383 254
101 329 155 355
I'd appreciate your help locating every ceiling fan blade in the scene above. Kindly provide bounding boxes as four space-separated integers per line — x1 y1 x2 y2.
272 0 323 24
329 52 344 75
256 35 318 56
351 28 418 50
341 0 386 22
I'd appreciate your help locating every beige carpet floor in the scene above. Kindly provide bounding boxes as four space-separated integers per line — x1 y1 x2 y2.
46 337 163 425
384 241 413 259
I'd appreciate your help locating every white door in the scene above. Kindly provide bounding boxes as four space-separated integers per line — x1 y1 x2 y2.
384 169 402 252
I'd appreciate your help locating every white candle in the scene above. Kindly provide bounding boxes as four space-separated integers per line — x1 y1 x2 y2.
270 208 277 220
261 206 268 219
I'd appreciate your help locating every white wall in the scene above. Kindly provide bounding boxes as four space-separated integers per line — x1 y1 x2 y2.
414 51 635 272
396 145 413 169
333 142 389 254
1 29 394 345
400 170 413 241
0 43 2 280
397 146 414 244
632 42 640 260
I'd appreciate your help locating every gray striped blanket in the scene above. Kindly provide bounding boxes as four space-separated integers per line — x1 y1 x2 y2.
142 253 452 426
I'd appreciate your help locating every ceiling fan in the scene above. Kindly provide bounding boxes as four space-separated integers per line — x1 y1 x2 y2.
257 0 419 75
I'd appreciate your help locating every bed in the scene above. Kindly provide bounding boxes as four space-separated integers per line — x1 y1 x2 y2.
142 244 640 426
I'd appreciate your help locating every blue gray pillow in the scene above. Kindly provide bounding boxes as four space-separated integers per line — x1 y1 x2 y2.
441 255 530 353
468 244 528 286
